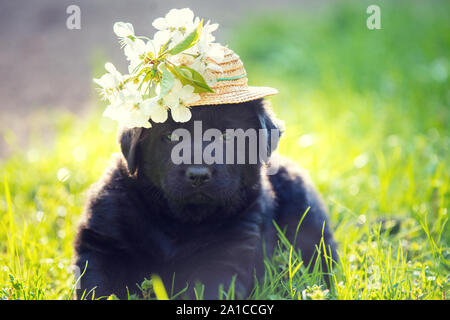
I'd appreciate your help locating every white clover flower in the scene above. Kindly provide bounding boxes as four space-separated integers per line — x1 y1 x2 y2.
93 62 124 100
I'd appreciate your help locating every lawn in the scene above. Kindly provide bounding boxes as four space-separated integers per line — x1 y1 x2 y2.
1 1 448 299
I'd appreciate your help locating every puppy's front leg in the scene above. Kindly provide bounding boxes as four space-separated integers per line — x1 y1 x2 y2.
181 212 264 299
74 226 142 299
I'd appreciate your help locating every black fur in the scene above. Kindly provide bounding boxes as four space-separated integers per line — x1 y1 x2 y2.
73 99 337 299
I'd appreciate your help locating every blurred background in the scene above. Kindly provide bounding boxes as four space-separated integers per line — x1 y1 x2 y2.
0 0 448 299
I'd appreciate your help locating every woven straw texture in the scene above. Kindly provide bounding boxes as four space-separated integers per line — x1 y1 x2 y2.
188 46 278 106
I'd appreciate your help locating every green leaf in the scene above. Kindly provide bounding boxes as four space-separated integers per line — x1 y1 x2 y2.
168 19 203 55
168 64 214 93
166 64 193 87
159 65 175 98
179 65 215 93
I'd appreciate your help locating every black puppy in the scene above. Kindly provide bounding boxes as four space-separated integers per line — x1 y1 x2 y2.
74 99 337 299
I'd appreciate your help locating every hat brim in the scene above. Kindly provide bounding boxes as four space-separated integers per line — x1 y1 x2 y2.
187 86 278 107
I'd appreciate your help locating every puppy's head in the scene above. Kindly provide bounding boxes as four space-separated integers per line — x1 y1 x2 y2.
119 99 283 222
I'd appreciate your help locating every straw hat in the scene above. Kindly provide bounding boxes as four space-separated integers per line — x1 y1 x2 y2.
188 46 278 106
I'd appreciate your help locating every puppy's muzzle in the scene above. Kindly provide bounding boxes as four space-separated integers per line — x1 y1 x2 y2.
185 166 212 187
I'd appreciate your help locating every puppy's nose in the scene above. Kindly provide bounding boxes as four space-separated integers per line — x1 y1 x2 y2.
185 167 212 187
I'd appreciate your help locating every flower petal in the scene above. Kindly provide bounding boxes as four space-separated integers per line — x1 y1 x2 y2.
113 22 134 38
150 103 168 123
152 17 167 30
171 106 192 122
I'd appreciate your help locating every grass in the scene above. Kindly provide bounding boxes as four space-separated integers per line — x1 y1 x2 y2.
1 1 449 299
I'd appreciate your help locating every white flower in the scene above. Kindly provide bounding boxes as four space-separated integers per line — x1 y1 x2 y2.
177 53 196 66
196 21 219 52
113 22 135 38
149 29 172 54
189 49 223 86
204 42 225 64
124 31 173 74
164 80 200 106
153 8 197 46
163 91 179 110
93 62 124 100
187 30 224 85
124 38 146 60
113 22 136 48
189 19 223 62
179 85 200 106
142 97 169 123
162 80 200 122
171 105 192 122
98 9 226 128
103 83 152 128
104 102 152 129
152 8 195 31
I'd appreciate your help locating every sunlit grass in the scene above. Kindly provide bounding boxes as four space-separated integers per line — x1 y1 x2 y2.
1 1 449 299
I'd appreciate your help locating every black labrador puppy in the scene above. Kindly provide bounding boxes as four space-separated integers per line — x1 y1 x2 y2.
73 99 337 299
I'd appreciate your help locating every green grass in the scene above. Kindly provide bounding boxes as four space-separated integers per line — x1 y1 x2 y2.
1 1 449 299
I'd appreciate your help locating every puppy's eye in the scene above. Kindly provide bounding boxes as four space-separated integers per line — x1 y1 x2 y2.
163 132 179 142
220 133 233 142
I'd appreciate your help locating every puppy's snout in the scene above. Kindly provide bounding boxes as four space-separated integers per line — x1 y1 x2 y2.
185 166 212 187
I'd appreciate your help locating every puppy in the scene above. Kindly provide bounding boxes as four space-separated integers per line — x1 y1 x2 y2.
73 99 337 299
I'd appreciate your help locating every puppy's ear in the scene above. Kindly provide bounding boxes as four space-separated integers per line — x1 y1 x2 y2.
256 100 285 157
119 127 143 175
